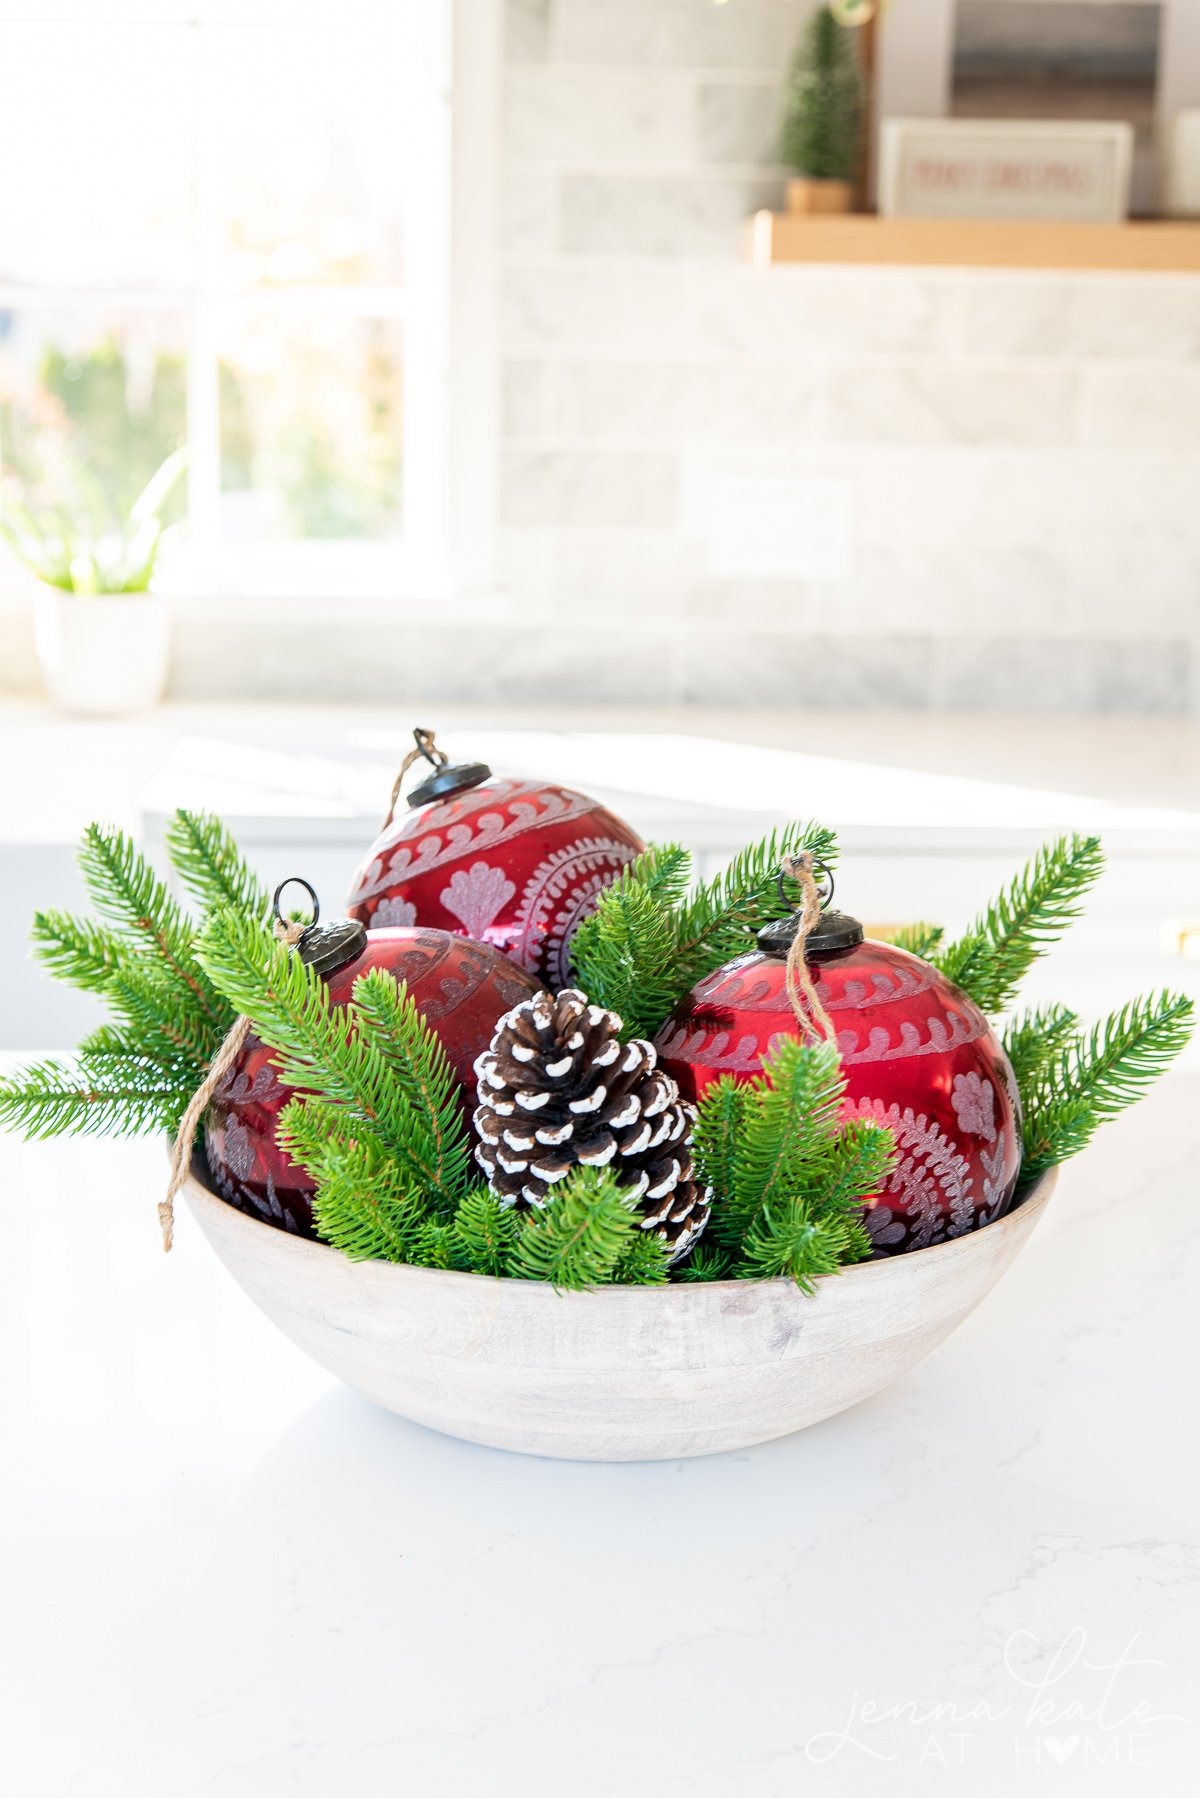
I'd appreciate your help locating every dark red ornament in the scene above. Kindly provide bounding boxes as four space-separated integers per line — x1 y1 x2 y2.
345 730 644 987
204 910 544 1236
655 890 1021 1256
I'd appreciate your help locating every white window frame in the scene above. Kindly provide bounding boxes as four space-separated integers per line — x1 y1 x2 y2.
0 0 499 608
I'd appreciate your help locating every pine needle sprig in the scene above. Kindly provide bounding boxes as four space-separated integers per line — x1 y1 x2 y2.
669 820 838 988
280 1104 430 1264
29 910 133 993
568 877 681 1043
705 1038 846 1251
1020 990 1194 1181
0 1053 185 1140
1003 1003 1079 1094
887 922 945 960
196 908 471 1214
674 1241 735 1282
510 1168 640 1291
450 1187 520 1277
569 820 838 1039
614 1229 672 1286
164 809 271 921
351 966 474 1203
77 823 224 1029
934 834 1104 1015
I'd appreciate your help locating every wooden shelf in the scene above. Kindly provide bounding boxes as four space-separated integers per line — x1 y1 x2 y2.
748 213 1200 273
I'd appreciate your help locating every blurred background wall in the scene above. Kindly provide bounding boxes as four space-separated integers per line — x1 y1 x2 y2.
1 0 1199 713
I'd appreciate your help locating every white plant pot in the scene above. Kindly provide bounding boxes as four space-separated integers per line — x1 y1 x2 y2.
33 585 170 715
183 1163 1057 1462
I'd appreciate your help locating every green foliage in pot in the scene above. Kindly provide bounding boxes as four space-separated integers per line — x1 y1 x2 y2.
0 446 187 595
778 4 864 181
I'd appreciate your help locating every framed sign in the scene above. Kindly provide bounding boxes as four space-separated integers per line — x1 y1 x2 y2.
878 117 1133 220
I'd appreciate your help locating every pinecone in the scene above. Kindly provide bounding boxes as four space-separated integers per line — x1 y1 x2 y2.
473 988 710 1264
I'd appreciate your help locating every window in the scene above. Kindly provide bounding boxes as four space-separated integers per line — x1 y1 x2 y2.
0 1 459 600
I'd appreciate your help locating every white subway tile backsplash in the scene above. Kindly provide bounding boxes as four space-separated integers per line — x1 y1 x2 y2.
696 80 783 166
961 273 1200 361
557 0 807 71
553 359 818 441
1077 365 1200 453
485 9 1200 715
821 364 1078 447
504 0 551 64
501 448 678 528
419 623 677 705
551 528 701 613
502 261 697 353
504 71 695 165
501 161 558 253
501 360 547 438
681 628 932 709
936 637 1192 715
559 173 779 257
691 267 960 358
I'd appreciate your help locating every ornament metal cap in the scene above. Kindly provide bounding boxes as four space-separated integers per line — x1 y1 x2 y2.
273 877 368 977
404 726 492 808
756 862 864 958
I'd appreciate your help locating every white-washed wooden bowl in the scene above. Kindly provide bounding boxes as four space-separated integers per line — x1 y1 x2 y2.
183 1165 1056 1462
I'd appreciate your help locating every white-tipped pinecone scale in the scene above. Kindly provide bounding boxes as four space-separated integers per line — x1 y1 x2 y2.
473 987 710 1264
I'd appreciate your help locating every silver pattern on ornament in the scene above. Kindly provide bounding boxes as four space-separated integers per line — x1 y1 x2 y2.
354 781 600 905
510 836 641 983
951 1070 998 1142
851 1097 974 1252
439 860 517 938
656 1004 987 1075
373 895 417 927
977 1136 1010 1225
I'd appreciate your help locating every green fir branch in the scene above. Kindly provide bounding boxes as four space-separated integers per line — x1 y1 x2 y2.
1021 991 1194 1181
281 1105 431 1264
351 966 474 1203
692 1076 748 1227
670 821 839 989
569 821 838 1039
197 908 470 1213
613 1228 672 1286
887 921 945 960
934 834 1104 1015
710 1038 847 1250
569 877 682 1042
0 1053 183 1140
1002 1003 1079 1095
450 1187 520 1277
674 1240 735 1282
77 822 222 1026
510 1168 640 1292
164 808 271 920
30 910 132 993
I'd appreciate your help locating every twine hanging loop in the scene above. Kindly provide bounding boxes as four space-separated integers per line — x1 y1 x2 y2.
779 852 839 1048
379 727 446 834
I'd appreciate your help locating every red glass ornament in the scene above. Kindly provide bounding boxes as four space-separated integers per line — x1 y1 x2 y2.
346 754 644 987
655 936 1021 1255
204 927 544 1236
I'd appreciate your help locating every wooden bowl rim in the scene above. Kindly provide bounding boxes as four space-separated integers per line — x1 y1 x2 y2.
181 1159 1058 1306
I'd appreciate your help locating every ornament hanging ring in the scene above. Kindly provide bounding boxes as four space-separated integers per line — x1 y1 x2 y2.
412 727 448 770
273 876 320 931
778 856 834 914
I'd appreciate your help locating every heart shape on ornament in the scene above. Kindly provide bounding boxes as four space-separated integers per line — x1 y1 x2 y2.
1043 1735 1081 1765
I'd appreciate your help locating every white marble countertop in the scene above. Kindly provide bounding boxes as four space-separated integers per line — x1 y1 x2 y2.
2 1074 1197 1797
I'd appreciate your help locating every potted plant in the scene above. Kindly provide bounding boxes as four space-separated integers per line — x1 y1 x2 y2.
778 4 865 215
0 446 186 716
